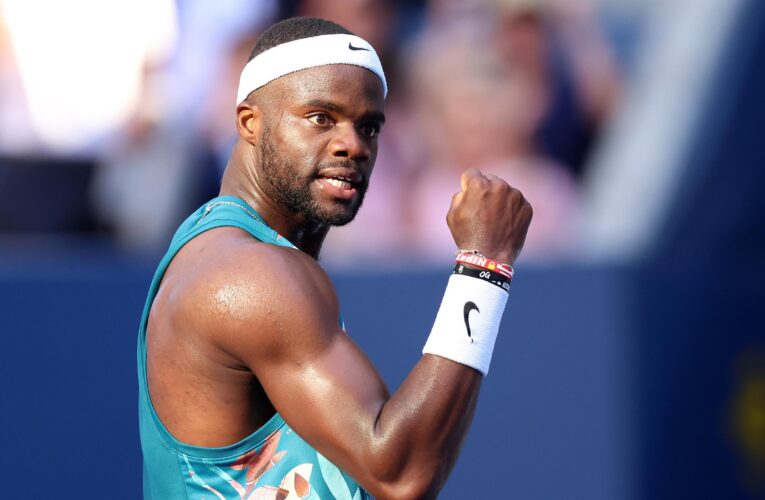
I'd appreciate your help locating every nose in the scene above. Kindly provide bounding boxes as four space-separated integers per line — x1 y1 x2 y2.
327 124 370 162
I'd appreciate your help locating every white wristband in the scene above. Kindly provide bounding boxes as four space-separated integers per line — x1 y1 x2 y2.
423 273 509 376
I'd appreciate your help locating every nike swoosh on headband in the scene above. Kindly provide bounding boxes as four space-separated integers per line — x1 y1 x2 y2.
348 42 370 51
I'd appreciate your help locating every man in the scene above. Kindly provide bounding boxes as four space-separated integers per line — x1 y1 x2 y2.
138 17 532 499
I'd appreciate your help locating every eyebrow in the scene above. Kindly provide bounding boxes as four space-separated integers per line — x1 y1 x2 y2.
303 99 386 124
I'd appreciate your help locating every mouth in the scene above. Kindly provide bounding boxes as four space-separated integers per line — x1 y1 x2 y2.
323 176 355 190
316 168 364 201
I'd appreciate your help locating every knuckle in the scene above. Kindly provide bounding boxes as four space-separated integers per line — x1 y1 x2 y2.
473 175 489 186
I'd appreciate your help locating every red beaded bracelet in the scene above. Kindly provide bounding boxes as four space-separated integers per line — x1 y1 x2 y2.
454 250 514 281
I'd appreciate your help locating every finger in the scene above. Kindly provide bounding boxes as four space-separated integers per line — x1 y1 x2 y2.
484 173 512 192
484 173 502 183
460 168 483 191
450 190 464 209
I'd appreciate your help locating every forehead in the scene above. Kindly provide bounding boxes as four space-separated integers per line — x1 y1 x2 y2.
268 64 385 110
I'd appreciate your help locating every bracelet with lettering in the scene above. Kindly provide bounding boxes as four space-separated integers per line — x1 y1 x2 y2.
453 264 511 293
454 251 514 281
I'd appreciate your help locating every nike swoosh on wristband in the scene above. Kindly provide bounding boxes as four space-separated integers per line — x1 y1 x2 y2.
463 301 480 343
348 42 370 51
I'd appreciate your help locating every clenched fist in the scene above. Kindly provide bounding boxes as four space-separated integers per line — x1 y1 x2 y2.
446 168 533 265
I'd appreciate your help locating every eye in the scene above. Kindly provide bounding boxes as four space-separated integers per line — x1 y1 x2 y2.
359 122 381 138
307 113 332 127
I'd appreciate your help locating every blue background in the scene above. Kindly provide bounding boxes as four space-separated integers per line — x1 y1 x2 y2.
0 252 630 499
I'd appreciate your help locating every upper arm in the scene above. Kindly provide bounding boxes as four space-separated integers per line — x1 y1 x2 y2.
201 243 392 489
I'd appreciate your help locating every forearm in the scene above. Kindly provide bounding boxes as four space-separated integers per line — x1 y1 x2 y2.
360 265 510 496
367 354 482 498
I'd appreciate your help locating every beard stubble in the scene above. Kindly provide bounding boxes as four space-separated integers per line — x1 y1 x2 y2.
258 127 368 227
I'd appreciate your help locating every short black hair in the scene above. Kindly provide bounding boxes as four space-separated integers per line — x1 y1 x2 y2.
248 17 354 61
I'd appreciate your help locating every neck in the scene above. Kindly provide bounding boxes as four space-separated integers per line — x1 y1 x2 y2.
219 141 330 260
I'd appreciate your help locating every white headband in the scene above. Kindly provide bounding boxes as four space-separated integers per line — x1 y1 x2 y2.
236 34 388 104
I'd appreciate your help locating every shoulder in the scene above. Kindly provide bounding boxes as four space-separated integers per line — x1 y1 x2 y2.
161 227 341 360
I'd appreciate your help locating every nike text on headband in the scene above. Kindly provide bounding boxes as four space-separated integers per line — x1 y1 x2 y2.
236 34 388 105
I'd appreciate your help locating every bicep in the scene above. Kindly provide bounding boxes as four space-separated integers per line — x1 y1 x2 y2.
214 252 391 482
255 328 390 470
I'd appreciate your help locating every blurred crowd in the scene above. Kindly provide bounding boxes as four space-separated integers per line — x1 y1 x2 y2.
0 0 634 266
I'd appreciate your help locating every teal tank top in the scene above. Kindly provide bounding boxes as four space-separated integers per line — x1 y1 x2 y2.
138 196 369 500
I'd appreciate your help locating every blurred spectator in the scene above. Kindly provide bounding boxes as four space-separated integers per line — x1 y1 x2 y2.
92 0 276 248
319 0 620 264
405 19 579 261
1 0 619 260
492 0 622 177
0 0 177 234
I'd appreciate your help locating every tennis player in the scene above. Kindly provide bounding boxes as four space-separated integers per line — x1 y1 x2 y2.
138 17 532 499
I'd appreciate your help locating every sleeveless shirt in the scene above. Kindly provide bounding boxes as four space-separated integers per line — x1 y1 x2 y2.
138 196 369 499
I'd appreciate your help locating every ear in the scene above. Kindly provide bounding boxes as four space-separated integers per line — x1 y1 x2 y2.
235 101 263 146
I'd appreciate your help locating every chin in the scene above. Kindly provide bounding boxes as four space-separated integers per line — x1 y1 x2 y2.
295 185 367 227
308 199 363 227
317 207 360 227
314 189 367 226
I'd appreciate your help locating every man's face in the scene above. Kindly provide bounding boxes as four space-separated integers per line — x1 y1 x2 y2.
253 65 385 226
